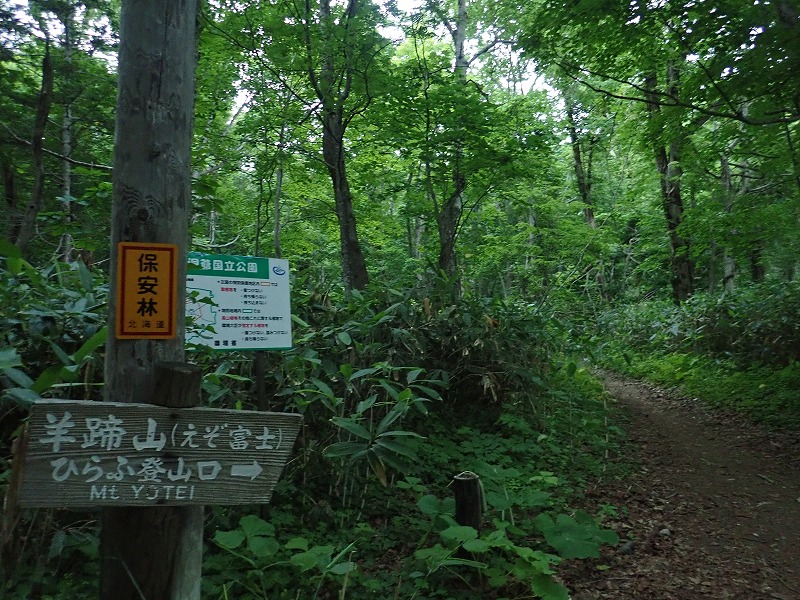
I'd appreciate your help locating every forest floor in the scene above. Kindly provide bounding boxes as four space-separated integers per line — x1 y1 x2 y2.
561 372 800 600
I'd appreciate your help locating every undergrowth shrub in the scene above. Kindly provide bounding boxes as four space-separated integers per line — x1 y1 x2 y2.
1 260 621 599
597 281 800 367
592 281 800 428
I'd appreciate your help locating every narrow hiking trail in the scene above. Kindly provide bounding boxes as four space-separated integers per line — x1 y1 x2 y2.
562 373 800 600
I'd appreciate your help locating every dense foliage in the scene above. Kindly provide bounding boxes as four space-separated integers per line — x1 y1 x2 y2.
1 0 798 598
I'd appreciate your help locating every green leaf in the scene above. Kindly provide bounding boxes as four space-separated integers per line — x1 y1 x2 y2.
350 367 379 381
417 494 441 516
530 573 570 600
367 451 388 485
375 408 404 435
328 561 355 575
285 537 309 551
291 314 310 327
440 525 478 545
337 331 352 345
373 437 418 459
290 550 322 572
535 513 618 559
2 367 34 389
214 529 245 550
376 430 423 438
331 416 372 440
4 387 40 404
247 536 279 558
0 238 22 259
48 341 73 366
355 395 377 414
32 366 69 394
0 348 23 370
311 378 334 399
240 514 274 538
324 441 368 459
461 538 491 553
407 368 423 384
72 327 108 364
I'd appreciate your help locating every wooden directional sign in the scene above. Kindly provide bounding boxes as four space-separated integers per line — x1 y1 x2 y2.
17 400 302 508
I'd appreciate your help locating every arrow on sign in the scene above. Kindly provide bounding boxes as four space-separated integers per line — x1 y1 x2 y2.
230 460 263 480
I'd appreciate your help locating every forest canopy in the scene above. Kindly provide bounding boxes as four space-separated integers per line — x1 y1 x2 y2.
1 0 799 598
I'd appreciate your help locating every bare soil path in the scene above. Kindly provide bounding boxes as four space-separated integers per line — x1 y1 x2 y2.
562 373 800 600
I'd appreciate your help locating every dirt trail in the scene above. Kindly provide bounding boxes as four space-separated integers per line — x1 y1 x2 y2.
562 373 800 600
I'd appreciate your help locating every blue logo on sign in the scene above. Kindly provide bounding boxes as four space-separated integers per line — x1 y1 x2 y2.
272 266 286 276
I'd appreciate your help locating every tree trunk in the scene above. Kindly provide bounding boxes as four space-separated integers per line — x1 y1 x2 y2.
435 0 468 287
314 0 369 291
58 1 75 263
101 1 199 599
645 65 694 304
719 154 736 293
13 43 53 253
565 97 596 228
322 108 369 291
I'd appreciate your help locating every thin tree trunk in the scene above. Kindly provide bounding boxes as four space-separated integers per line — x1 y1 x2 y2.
59 4 75 263
313 0 369 291
14 43 53 253
645 65 694 304
436 0 468 289
565 97 596 228
720 154 736 293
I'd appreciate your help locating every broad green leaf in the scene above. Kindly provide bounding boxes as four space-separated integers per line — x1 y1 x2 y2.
440 525 478 545
376 430 423 438
72 327 108 363
2 367 34 389
530 573 570 600
5 387 41 404
247 536 279 558
337 331 352 345
355 395 377 414
331 417 371 440
328 561 355 575
367 451 388 486
0 348 23 369
48 341 72 366
375 408 403 435
240 514 274 538
461 538 491 553
407 368 423 384
32 366 69 394
214 529 245 550
285 537 309 551
0 239 22 259
374 437 418 459
417 494 441 515
311 378 334 399
350 367 379 381
324 441 368 459
290 550 321 572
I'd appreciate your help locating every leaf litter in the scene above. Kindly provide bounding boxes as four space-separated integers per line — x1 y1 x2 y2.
560 373 800 600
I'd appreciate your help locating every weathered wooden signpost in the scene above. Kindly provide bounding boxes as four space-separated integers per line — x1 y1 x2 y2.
18 400 302 508
10 3 303 598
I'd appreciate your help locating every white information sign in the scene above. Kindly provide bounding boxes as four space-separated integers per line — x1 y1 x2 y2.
186 252 292 350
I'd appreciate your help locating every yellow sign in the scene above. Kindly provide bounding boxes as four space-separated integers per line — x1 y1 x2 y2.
116 242 178 339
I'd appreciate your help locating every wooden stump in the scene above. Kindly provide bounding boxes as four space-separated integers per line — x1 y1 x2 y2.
453 471 483 532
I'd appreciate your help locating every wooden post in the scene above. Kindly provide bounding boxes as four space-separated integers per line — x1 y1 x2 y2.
102 0 199 598
453 471 483 532
100 363 203 600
